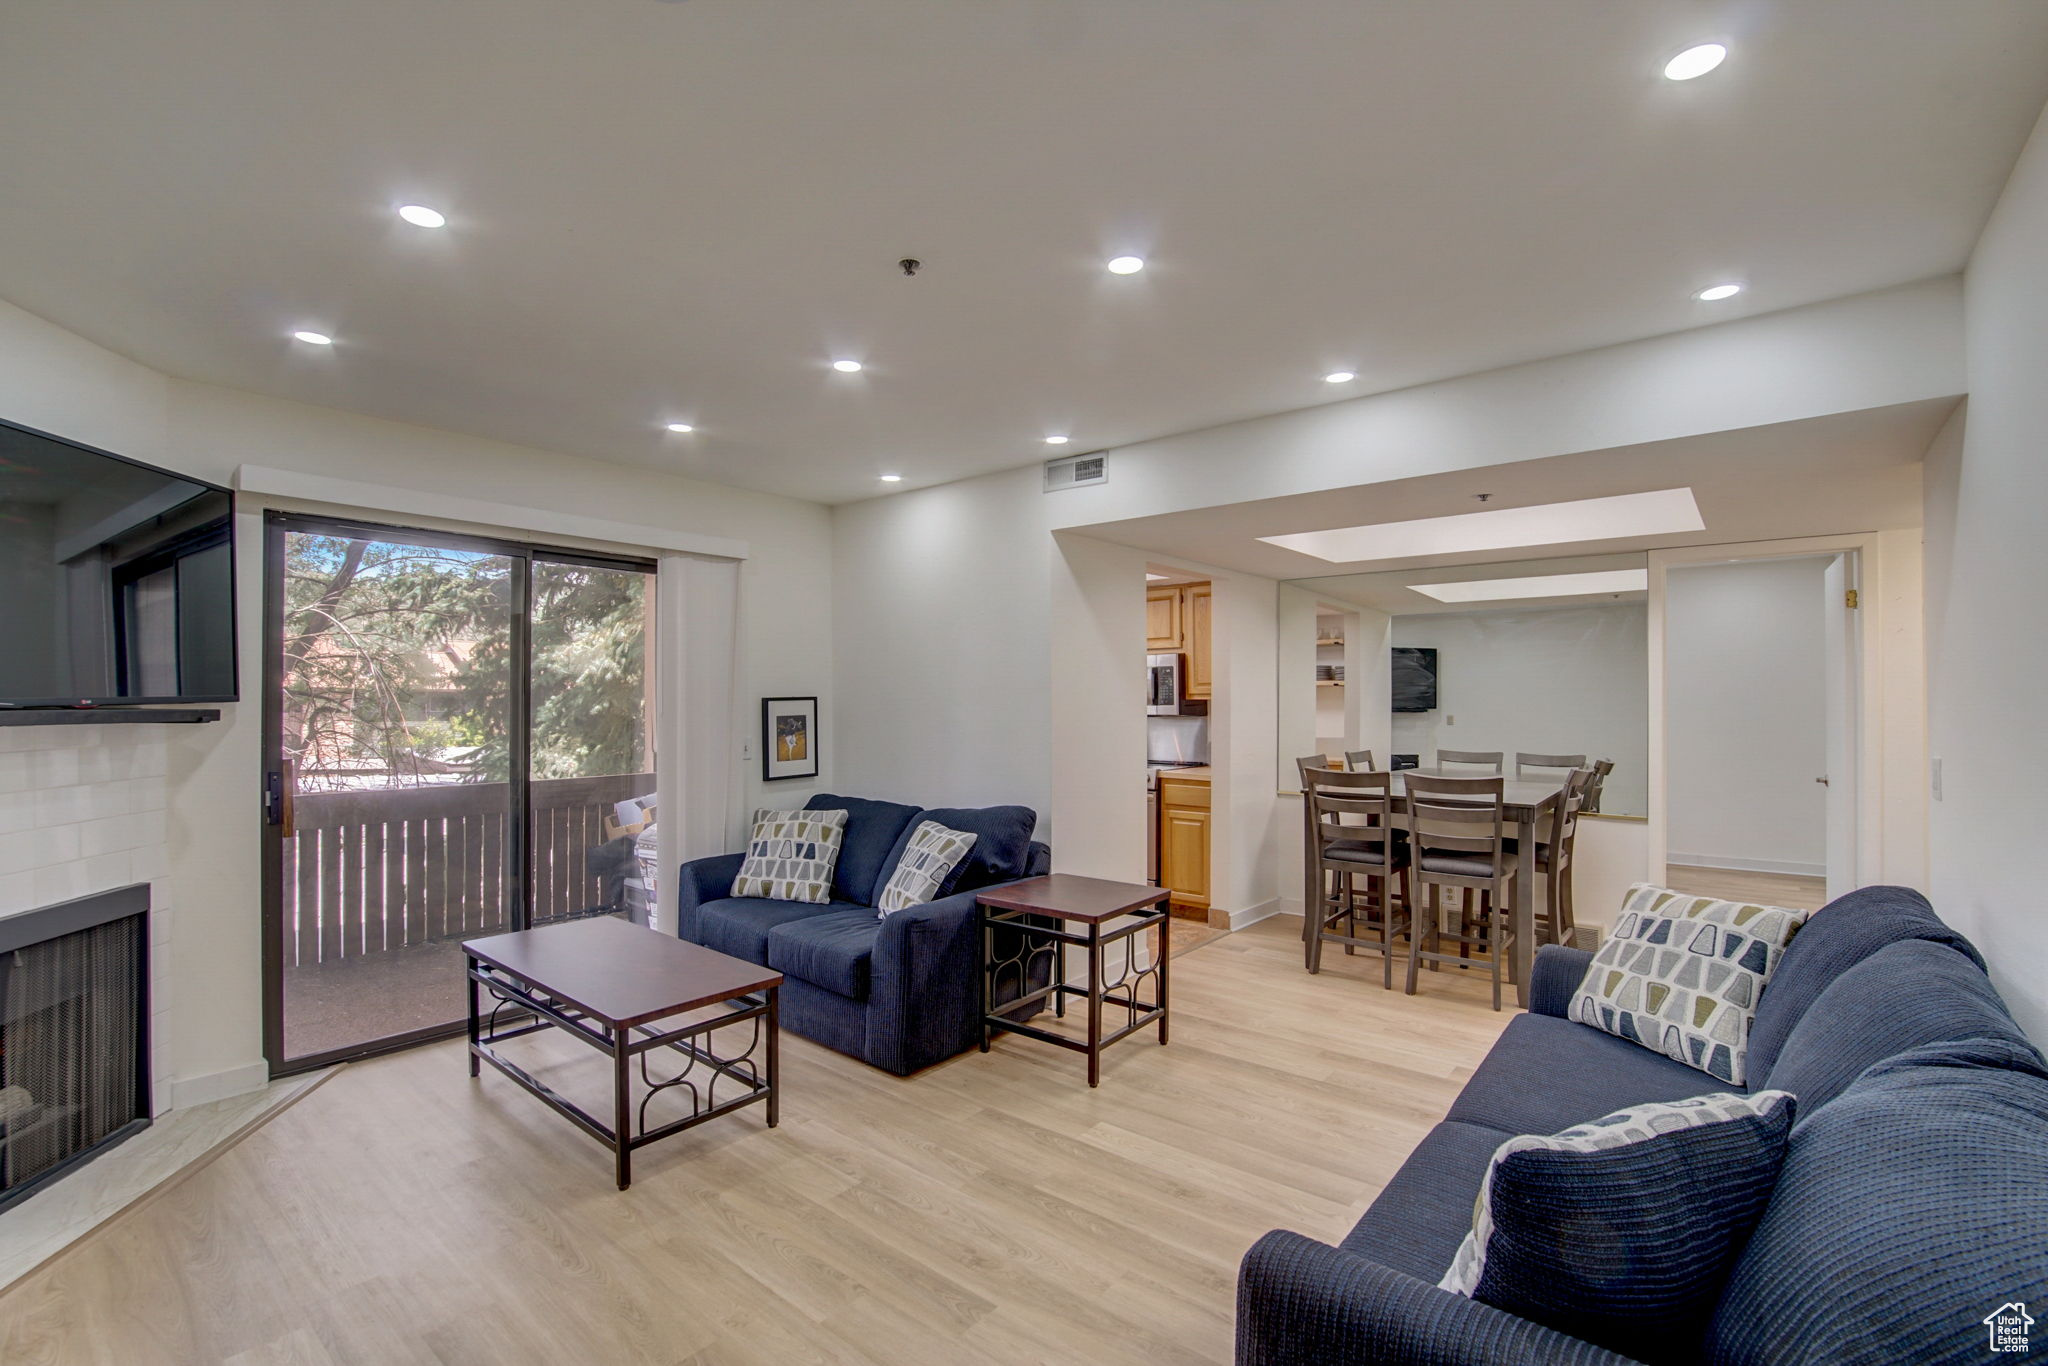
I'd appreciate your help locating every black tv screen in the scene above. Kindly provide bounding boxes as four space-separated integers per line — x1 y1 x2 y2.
0 418 237 707
1391 646 1437 713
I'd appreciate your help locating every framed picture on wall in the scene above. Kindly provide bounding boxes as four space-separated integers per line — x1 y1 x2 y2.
761 696 819 781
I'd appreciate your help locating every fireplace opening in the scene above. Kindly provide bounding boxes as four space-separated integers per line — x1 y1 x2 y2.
0 884 151 1215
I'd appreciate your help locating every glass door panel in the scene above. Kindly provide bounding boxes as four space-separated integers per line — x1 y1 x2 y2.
269 524 518 1066
529 558 656 927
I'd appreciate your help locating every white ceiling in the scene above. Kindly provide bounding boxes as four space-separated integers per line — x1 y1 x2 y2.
1 3 2043 505
1296 552 1655 618
1087 399 1952 580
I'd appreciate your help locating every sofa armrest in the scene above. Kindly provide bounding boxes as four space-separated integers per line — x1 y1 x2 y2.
675 852 744 943
1528 945 1595 1018
1237 1231 1642 1366
868 886 984 1075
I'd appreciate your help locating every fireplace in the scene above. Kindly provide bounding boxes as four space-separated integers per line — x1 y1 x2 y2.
0 884 151 1215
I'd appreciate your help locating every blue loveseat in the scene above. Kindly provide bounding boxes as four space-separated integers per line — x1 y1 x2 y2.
1238 886 2048 1365
675 793 1050 1076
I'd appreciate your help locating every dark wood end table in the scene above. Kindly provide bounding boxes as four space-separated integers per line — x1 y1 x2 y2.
464 916 781 1189
977 874 1170 1087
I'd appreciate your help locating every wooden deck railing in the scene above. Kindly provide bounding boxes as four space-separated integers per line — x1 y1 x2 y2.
284 772 653 966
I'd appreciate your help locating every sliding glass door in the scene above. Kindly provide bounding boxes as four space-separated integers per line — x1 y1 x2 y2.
261 514 655 1072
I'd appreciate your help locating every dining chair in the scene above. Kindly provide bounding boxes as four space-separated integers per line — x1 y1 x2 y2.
1401 773 1518 1010
1343 749 1376 772
1436 750 1504 774
1584 758 1615 813
1532 767 1595 945
1515 751 1586 779
1303 768 1411 987
1295 755 1339 956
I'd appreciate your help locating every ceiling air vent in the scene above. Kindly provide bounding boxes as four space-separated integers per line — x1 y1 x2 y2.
1044 452 1107 492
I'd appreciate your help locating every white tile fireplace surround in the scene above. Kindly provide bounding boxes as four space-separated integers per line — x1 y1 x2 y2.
0 724 174 1114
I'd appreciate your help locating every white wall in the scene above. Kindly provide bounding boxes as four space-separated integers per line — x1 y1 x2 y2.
0 296 834 1102
1389 603 1650 817
1925 98 2048 1042
1664 559 1830 874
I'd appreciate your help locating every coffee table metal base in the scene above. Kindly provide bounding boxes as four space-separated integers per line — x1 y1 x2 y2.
466 955 778 1189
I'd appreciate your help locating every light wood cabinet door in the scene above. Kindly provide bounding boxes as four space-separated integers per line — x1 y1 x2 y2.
1146 586 1184 652
1184 583 1213 700
1160 805 1211 910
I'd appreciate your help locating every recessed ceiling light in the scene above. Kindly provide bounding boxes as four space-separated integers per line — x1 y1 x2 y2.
1409 569 1651 604
1146 573 1170 582
1695 282 1743 301
1105 256 1146 275
1324 371 1356 384
1044 435 1070 445
832 359 864 373
1259 488 1705 563
1663 43 1727 81
878 473 903 482
291 330 333 346
665 422 694 433
396 204 447 228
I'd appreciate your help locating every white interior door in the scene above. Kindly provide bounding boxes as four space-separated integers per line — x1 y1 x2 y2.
1821 553 1862 901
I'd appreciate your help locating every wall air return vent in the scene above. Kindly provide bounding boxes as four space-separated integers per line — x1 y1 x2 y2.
1044 452 1107 492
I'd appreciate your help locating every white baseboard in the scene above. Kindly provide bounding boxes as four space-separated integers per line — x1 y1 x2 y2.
1226 898 1284 932
1668 854 1826 879
166 1060 270 1112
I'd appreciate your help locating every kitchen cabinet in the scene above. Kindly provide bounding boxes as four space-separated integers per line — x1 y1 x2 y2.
1184 583 1213 700
1157 772 1211 912
1146 586 1183 652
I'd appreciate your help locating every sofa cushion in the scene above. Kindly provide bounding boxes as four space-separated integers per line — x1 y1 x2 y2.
766 908 883 1001
1744 883 1983 1086
697 896 863 965
886 804 1038 897
875 820 980 914
804 793 924 905
1446 1012 1723 1136
1569 883 1804 1085
1341 1120 1518 1282
1441 1091 1795 1365
731 807 847 904
1707 1039 2048 1366
1758 937 2032 1111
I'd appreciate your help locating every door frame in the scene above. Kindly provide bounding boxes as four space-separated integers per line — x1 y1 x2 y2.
1647 531 1923 897
259 511 654 1075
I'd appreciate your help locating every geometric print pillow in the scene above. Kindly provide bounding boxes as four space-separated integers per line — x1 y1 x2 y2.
731 807 848 904
1570 883 1806 1085
875 820 980 916
1439 1090 1797 1363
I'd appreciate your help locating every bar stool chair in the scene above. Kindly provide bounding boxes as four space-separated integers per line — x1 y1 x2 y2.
1533 767 1595 945
1304 769 1411 987
1344 750 1376 772
1583 759 1615 813
1402 773 1518 1010
1296 755 1338 958
1436 750 1504 774
1515 751 1586 779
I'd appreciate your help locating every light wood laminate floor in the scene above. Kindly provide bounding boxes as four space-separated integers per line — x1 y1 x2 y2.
1664 864 1831 912
0 918 1512 1366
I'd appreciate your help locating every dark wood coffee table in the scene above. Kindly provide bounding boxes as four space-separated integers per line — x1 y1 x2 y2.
464 917 781 1189
977 874 1170 1087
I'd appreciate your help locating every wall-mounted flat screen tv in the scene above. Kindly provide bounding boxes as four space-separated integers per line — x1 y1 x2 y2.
0 417 237 707
1391 646 1437 713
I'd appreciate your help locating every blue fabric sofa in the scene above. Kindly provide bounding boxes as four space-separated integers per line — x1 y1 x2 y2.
1238 886 2048 1365
675 793 1050 1076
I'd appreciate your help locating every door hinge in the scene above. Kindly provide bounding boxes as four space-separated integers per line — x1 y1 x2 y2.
1844 588 1859 610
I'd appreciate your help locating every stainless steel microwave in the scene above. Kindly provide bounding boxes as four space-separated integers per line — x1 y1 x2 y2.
1146 653 1185 715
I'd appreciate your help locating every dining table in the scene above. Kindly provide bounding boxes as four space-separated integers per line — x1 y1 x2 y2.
1304 765 1568 1009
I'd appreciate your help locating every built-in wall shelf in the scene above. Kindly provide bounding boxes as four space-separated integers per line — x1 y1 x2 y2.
0 708 222 728
1317 680 1345 688
1316 637 1345 647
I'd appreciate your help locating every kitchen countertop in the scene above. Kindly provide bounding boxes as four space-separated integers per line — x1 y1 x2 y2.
1156 766 1211 781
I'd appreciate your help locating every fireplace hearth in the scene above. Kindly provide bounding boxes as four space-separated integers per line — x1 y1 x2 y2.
0 884 151 1215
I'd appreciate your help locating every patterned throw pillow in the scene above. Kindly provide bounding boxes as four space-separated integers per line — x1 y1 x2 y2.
875 821 980 915
731 808 847 903
1440 1091 1797 1361
1570 883 1805 1085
